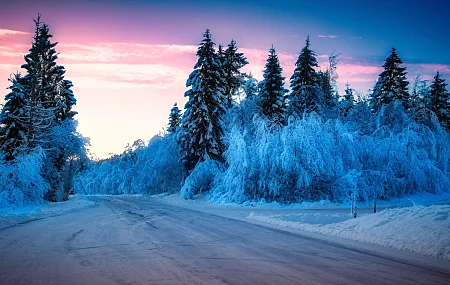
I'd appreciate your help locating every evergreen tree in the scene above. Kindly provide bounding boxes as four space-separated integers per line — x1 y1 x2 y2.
290 36 319 89
339 82 355 117
0 15 82 201
21 16 75 122
258 45 287 125
167 103 182 134
430 71 450 129
179 29 227 173
288 36 323 116
318 69 337 110
370 48 410 113
221 40 248 107
243 72 258 99
0 74 28 159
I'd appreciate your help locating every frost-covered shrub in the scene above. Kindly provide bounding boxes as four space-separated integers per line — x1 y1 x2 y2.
74 135 183 195
210 106 450 204
181 159 224 200
0 148 49 208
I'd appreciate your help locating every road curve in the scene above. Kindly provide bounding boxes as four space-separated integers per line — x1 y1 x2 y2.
0 196 449 285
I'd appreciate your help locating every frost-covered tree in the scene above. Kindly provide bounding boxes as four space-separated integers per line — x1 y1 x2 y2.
243 72 258 100
0 74 29 160
289 36 323 116
221 40 248 107
340 82 354 117
57 79 77 121
0 71 55 160
258 45 287 125
318 69 337 110
0 15 83 202
179 29 227 173
290 36 319 88
370 48 410 113
430 71 450 129
167 103 182 134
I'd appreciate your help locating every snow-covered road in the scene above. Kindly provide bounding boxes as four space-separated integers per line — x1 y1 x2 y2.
0 196 449 285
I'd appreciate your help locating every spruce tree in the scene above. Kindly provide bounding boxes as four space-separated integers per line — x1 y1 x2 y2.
244 72 258 100
318 69 337 109
221 40 248 107
430 71 450 129
0 74 28 159
167 103 181 134
21 16 76 122
370 48 410 113
340 82 355 117
258 45 287 125
0 15 81 201
290 36 319 88
179 29 227 173
288 36 323 116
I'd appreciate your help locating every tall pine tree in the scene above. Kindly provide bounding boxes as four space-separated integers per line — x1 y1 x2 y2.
339 82 355 117
258 45 287 125
0 74 28 159
221 40 248 107
288 36 323 116
0 15 81 201
430 71 450 129
370 48 410 113
179 29 227 173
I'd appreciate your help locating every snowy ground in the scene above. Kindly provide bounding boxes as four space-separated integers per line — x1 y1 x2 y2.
2 195 449 285
1 192 449 262
0 195 96 230
152 192 450 261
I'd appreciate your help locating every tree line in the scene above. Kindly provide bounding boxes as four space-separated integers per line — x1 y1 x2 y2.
170 29 450 176
76 28 450 204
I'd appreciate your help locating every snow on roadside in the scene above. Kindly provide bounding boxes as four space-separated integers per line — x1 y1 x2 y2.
248 205 450 261
152 192 450 260
0 195 96 230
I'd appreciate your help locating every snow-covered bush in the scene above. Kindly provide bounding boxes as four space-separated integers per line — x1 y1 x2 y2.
0 148 49 209
210 105 450 204
181 159 224 200
74 135 183 195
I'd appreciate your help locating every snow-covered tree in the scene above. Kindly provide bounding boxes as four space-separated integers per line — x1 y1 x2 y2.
243 72 258 100
290 36 319 88
0 74 29 160
258 45 287 125
430 71 450 129
179 29 227 173
289 36 323 116
221 40 248 107
167 103 181 134
0 15 84 202
318 69 338 111
340 82 355 117
370 48 410 113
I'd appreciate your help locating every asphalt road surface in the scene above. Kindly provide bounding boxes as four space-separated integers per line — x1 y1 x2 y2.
0 196 449 285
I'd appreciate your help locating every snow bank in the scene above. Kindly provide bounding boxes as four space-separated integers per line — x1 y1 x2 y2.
0 195 96 230
248 204 450 260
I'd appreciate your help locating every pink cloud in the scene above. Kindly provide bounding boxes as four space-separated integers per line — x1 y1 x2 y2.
413 63 450 74
338 64 383 76
0 29 30 37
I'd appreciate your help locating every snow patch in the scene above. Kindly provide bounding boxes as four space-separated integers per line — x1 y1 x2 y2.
0 195 96 230
248 204 450 260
